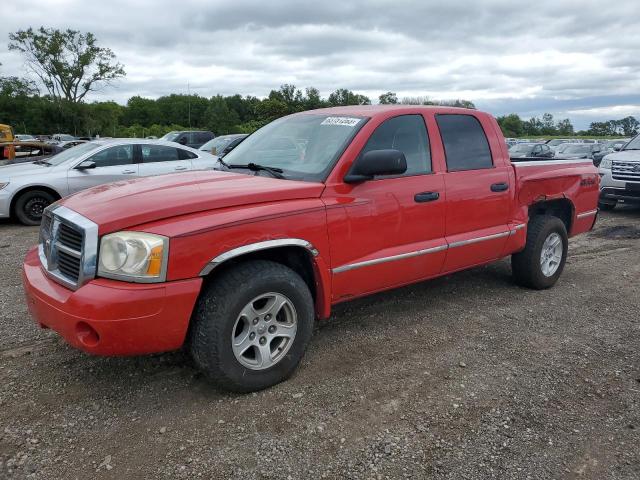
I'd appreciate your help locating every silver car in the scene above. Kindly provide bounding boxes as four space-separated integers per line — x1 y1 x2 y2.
0 139 219 225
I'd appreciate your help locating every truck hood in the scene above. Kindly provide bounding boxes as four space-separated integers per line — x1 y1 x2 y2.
602 150 640 162
61 170 325 233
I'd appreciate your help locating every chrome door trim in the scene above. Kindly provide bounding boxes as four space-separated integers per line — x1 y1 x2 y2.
332 244 447 274
576 209 598 219
448 230 511 249
199 238 319 276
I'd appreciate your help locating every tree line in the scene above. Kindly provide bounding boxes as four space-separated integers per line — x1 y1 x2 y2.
1 26 637 139
496 112 639 138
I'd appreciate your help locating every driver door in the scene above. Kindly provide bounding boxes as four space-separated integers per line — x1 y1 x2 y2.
67 144 138 194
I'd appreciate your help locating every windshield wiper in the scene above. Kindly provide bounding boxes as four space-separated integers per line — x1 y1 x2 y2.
32 160 52 166
226 162 285 179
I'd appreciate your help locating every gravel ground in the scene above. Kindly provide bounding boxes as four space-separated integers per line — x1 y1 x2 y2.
0 208 638 479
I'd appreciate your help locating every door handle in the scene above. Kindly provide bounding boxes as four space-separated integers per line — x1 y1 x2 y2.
414 191 440 203
174 166 188 171
122 169 135 174
490 182 509 192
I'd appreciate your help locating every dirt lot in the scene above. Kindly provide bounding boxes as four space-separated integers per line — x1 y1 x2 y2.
0 208 638 479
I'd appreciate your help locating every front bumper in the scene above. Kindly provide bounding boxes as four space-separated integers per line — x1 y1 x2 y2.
22 247 202 356
599 187 640 204
0 190 11 218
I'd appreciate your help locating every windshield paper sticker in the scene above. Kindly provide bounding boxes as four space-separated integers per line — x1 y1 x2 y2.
321 117 361 127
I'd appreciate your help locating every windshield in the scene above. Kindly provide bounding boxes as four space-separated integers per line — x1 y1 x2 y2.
222 114 366 181
46 142 100 166
561 145 590 154
160 132 180 142
509 144 533 154
623 135 640 150
200 136 233 153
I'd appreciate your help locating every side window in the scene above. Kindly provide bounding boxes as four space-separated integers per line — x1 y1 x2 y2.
177 148 197 160
87 145 134 167
436 114 493 171
141 145 180 163
197 132 211 143
361 114 431 176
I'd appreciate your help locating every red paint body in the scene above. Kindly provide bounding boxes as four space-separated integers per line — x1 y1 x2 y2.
22 106 600 356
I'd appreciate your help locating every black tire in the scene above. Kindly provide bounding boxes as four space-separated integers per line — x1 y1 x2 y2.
598 201 616 211
189 260 314 393
14 190 56 226
511 215 568 290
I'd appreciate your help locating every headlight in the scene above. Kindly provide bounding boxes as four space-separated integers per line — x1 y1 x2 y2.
600 158 612 169
0 182 8 190
98 232 168 282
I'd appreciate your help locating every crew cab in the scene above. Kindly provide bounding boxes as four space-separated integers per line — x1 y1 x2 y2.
22 106 599 392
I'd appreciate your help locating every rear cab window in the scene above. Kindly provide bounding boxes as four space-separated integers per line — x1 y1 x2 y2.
436 114 493 171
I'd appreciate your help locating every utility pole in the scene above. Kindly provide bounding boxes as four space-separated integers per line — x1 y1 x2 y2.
188 82 192 128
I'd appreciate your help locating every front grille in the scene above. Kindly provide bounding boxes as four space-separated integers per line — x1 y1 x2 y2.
58 223 83 251
38 206 98 290
612 161 640 181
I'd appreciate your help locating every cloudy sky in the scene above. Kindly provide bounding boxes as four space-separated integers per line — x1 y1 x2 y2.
2 0 639 129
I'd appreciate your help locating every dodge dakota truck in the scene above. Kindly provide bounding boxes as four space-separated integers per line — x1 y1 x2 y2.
22 106 599 392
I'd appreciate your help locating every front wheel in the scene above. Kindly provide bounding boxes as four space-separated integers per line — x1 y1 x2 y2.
189 260 314 392
511 215 568 289
14 190 56 226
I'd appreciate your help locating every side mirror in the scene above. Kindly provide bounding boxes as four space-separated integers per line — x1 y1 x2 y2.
344 149 407 183
613 144 622 151
76 160 96 170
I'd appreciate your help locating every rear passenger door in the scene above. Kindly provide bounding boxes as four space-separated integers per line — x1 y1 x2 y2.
436 114 512 272
137 144 193 177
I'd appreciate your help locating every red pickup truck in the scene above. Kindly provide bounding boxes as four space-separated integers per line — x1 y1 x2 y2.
23 106 599 392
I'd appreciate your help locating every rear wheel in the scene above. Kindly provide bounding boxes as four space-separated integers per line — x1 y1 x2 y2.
189 260 314 392
14 190 56 226
512 215 568 289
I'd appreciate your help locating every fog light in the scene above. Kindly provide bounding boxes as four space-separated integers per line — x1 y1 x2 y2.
76 322 100 347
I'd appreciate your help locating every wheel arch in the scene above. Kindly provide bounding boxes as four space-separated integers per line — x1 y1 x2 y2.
199 239 330 319
10 185 62 217
527 197 575 234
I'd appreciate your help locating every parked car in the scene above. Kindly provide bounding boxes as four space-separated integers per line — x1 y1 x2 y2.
0 139 217 225
50 134 76 143
598 134 640 210
553 143 603 161
160 130 215 149
22 106 599 392
199 134 248 157
508 142 554 158
14 134 37 142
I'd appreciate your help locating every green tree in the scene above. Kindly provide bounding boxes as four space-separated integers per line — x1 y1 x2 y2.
556 118 574 136
9 27 125 103
123 96 160 127
328 88 371 106
497 114 524 137
379 92 398 104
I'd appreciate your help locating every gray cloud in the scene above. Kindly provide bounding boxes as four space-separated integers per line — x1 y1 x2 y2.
1 0 639 129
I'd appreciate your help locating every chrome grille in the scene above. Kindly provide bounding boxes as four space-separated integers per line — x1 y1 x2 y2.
38 205 99 290
612 161 640 181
